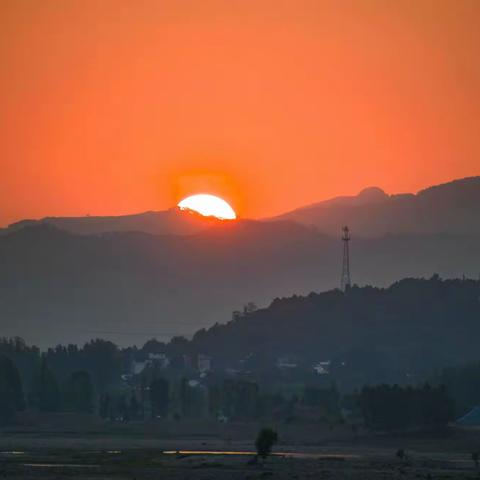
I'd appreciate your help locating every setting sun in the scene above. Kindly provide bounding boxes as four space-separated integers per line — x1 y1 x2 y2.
177 194 237 220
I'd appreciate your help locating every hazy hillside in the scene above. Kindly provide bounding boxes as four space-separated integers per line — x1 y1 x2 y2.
272 176 480 237
0 220 479 347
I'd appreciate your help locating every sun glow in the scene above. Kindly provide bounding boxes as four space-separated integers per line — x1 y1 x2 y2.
177 194 237 220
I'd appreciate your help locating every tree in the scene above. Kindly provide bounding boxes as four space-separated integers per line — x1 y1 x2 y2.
0 337 40 395
396 449 406 461
0 354 25 425
129 393 140 420
359 383 453 431
38 358 61 412
437 362 480 417
255 427 278 459
142 339 166 355
64 370 94 413
243 302 258 315
81 339 121 392
221 380 260 420
208 384 222 418
99 393 111 419
303 383 340 420
179 377 190 417
419 383 453 427
116 395 129 422
150 378 169 418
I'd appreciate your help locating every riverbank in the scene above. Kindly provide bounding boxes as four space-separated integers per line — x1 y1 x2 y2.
1 424 480 479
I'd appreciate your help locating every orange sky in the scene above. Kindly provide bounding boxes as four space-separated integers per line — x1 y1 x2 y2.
1 0 479 226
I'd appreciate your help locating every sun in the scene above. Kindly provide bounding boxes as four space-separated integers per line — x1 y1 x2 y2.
177 194 237 220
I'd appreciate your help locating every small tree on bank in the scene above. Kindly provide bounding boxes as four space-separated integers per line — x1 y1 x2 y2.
255 427 278 459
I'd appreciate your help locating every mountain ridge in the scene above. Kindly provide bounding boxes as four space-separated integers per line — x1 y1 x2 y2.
5 207 225 237
272 176 480 237
4 175 479 238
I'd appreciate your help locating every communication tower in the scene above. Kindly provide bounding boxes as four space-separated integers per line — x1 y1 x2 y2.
341 226 351 291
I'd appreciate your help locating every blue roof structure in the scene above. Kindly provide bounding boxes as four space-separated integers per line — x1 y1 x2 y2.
456 406 480 426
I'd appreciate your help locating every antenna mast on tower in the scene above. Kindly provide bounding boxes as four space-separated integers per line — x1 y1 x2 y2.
341 226 351 291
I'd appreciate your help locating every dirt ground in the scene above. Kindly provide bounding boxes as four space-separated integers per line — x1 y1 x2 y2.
2 421 480 479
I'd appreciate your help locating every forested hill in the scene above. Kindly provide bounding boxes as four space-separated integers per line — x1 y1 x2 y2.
185 277 480 376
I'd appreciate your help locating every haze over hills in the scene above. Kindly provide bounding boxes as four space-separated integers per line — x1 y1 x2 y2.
0 220 479 348
0 175 479 347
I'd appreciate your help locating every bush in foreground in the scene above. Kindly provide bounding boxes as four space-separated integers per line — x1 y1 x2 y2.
255 427 278 459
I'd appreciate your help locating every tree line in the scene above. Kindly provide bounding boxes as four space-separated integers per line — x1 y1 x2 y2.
358 384 454 431
0 342 462 433
3 326 480 429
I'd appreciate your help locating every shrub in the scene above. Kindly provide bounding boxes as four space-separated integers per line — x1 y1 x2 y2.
255 427 278 459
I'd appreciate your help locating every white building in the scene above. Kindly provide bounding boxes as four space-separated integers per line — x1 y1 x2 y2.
129 353 170 376
149 352 170 369
276 355 298 369
131 360 150 375
313 360 331 375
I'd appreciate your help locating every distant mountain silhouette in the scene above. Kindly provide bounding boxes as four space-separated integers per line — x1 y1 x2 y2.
5 177 480 238
6 207 223 236
272 176 480 237
0 218 479 347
